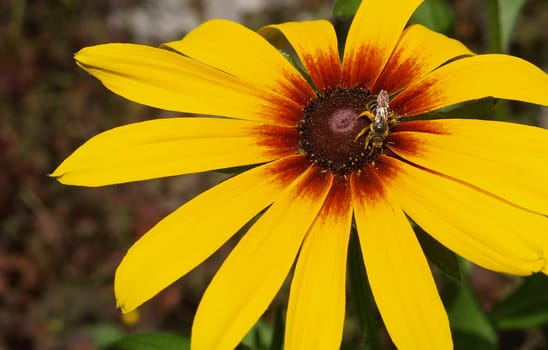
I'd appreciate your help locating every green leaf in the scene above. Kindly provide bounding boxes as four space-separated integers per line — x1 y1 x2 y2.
452 330 498 350
491 274 548 329
410 0 455 35
498 0 527 52
241 319 273 350
442 98 498 120
441 97 509 122
331 0 361 17
443 261 498 349
109 332 190 350
413 225 461 281
85 324 123 348
347 226 383 350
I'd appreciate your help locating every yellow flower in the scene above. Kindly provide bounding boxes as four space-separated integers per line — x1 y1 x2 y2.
52 0 548 348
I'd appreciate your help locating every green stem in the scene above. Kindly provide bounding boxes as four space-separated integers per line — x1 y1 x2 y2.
269 304 284 350
347 227 383 350
487 0 502 53
487 0 512 121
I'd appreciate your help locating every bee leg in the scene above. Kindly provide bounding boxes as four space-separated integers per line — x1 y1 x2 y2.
364 132 373 150
387 112 398 126
354 127 368 143
357 110 376 122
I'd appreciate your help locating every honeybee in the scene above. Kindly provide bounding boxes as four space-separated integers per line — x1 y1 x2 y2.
355 89 397 154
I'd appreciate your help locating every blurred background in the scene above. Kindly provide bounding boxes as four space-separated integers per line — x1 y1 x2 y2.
1 0 547 349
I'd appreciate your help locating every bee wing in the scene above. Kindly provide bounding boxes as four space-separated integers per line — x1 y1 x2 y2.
377 90 390 108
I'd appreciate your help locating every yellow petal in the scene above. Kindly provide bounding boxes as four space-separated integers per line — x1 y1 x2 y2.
392 54 548 116
192 167 333 350
162 19 314 113
380 156 548 275
51 118 298 186
75 44 301 126
342 0 423 87
115 155 310 313
372 24 474 94
389 119 548 215
351 169 452 349
259 20 341 92
285 178 352 350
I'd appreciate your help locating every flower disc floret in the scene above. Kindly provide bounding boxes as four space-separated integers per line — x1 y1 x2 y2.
298 87 378 174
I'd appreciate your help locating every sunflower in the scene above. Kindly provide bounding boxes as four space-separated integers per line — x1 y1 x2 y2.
52 0 548 348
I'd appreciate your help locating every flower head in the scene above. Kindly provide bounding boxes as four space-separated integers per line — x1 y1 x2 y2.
52 0 548 348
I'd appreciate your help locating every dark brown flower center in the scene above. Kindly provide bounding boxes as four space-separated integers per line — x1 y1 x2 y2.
298 87 378 174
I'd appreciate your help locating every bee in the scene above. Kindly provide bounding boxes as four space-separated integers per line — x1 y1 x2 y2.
354 89 397 154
